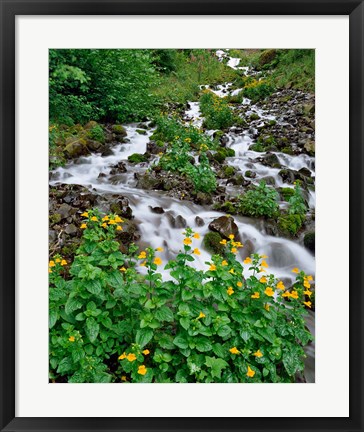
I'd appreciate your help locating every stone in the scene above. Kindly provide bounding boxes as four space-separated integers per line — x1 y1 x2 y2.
195 216 205 227
208 216 239 239
65 223 78 236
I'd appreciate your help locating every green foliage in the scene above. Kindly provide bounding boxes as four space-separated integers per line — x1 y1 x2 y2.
49 124 67 169
49 49 159 124
288 182 307 215
278 214 305 236
50 221 314 383
238 181 279 218
183 154 217 194
128 153 149 164
242 78 275 102
199 90 234 130
203 232 225 255
87 124 105 143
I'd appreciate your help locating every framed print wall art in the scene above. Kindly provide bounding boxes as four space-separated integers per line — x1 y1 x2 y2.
0 1 363 431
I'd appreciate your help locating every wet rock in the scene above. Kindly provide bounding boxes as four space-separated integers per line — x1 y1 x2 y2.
110 161 127 175
195 216 205 227
109 197 133 220
227 174 248 187
101 147 115 157
111 124 127 138
150 206 164 214
165 212 176 228
175 215 187 229
109 175 126 185
64 137 89 158
261 176 276 186
49 230 57 243
117 219 139 243
245 170 256 179
136 172 163 190
208 216 239 239
298 167 312 178
195 192 213 205
98 172 107 178
58 203 75 220
86 139 103 152
65 223 78 236
260 152 281 168
278 169 296 184
147 141 165 154
304 232 315 254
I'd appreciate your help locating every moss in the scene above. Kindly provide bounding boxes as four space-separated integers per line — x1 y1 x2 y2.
213 201 237 214
203 232 225 255
223 166 235 177
49 213 62 226
258 49 277 67
249 113 260 121
128 153 148 164
279 187 295 201
281 147 294 155
278 214 305 236
136 129 147 135
112 124 127 136
61 241 80 257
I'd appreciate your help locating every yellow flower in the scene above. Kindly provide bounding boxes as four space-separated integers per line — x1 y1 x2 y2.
55 258 61 263
121 376 127 381
303 280 311 289
222 260 228 266
118 352 126 360
260 260 268 268
243 257 252 265
193 233 200 239
259 276 267 283
237 281 243 288
91 216 98 222
247 366 255 378
116 226 122 231
292 267 299 273
49 260 55 267
229 234 235 239
276 281 285 290
102 215 109 221
231 247 237 254
108 219 116 225
307 275 313 281
114 216 123 223
229 268 235 274
209 264 216 271
264 303 270 311
260 254 268 259
193 248 201 255
253 349 263 358
153 257 162 266
69 336 75 342
61 259 67 266
140 261 146 267
304 301 312 308
251 292 260 299
142 349 150 355
101 223 107 228
220 239 227 245
137 365 147 376
138 252 147 259
81 212 88 217
264 287 274 297
48 268 52 274
259 267 267 273
119 267 126 272
304 290 312 297
227 287 234 296
229 347 240 354
198 312 206 319
183 237 192 245
156 247 164 252
282 291 291 298
126 353 137 362
80 223 87 229
290 290 299 299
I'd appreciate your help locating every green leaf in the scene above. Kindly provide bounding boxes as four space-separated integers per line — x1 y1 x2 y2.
180 317 190 330
75 312 85 321
65 296 82 315
136 328 153 348
57 357 73 374
240 330 250 342
195 337 212 353
154 306 174 322
85 317 99 343
158 334 175 350
173 334 189 350
85 279 102 295
217 325 231 338
182 289 194 301
49 310 58 329
205 356 228 379
212 343 226 359
175 369 188 383
72 347 85 363
106 271 123 288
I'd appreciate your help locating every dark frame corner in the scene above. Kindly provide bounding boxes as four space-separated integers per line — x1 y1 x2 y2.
1 1 363 431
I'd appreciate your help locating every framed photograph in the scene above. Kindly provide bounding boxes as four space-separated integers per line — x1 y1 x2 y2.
1 1 363 431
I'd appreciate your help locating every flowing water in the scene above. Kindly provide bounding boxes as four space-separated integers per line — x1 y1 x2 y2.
50 51 315 381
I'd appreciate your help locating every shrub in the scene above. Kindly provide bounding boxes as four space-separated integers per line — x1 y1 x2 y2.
199 90 234 130
238 181 279 218
87 124 105 143
278 214 305 236
242 78 275 102
288 181 307 215
50 219 314 383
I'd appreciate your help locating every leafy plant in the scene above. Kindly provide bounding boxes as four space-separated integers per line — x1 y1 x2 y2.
87 124 105 143
288 181 307 215
242 78 275 102
238 181 279 218
199 90 234 130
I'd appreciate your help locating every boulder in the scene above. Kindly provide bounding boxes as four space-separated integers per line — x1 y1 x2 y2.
195 216 205 227
64 137 89 158
208 216 239 239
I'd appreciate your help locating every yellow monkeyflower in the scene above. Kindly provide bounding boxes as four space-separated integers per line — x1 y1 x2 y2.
90 216 98 222
140 261 146 267
60 259 68 266
253 350 263 358
229 347 240 354
221 260 228 266
304 301 312 308
260 254 268 259
304 290 312 297
80 223 87 229
198 312 206 319
81 212 88 217
138 252 147 259
220 239 227 245
247 366 255 378
126 353 137 362
237 281 243 288
264 303 270 311
229 234 235 240
48 268 52 274
243 257 252 265
116 226 123 231
259 276 267 283
209 264 216 271
153 257 162 266
227 287 234 296
101 223 107 228
108 219 117 225
183 238 192 245
138 365 147 376
251 292 260 299
229 268 235 274
118 352 126 360
156 247 164 252
307 275 313 281
303 280 311 289
114 216 123 223
260 260 268 268
193 233 200 239
55 258 61 263
277 281 285 290
69 336 75 342
290 290 299 299
142 349 150 355
193 248 201 255
231 247 237 254
282 291 291 298
259 267 267 273
102 215 109 221
264 287 274 297
292 267 299 273
121 376 127 382
49 260 55 267
119 267 126 272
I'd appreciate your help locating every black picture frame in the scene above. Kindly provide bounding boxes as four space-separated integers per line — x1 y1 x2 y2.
1 1 363 431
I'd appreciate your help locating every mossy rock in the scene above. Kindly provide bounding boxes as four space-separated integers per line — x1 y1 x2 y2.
281 147 294 155
213 147 235 163
249 113 260 121
112 124 127 137
278 214 305 236
128 153 148 164
49 213 61 226
279 187 295 201
84 120 98 130
213 201 237 214
136 129 147 135
64 137 89 158
303 231 315 253
203 232 225 255
245 170 256 178
223 166 236 177
258 49 277 67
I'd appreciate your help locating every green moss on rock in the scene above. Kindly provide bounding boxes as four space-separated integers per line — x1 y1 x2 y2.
203 232 225 255
128 153 148 164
